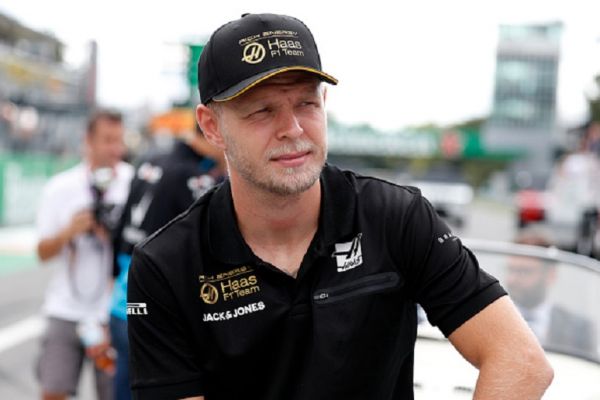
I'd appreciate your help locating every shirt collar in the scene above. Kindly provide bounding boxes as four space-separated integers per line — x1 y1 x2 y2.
315 164 357 252
208 179 255 265
207 164 357 264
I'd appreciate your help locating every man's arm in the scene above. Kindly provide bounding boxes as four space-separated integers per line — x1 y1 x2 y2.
128 248 205 398
37 226 71 261
448 295 553 399
37 209 95 261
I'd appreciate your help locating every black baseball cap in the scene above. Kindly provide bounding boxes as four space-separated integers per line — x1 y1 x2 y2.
198 13 338 104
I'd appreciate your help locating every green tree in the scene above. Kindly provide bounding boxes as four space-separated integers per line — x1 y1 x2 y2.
587 74 600 122
449 117 487 131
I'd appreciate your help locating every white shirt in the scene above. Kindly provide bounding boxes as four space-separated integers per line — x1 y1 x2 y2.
36 162 133 323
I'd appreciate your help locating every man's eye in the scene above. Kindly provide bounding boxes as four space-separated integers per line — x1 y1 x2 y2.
250 108 270 117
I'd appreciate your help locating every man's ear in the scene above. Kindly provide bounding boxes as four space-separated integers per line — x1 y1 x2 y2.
196 104 226 150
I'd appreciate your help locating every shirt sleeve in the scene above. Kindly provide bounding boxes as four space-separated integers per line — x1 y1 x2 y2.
127 247 205 399
399 191 507 337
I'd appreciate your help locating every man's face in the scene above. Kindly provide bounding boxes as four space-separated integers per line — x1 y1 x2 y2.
214 72 327 196
506 256 553 308
86 118 126 169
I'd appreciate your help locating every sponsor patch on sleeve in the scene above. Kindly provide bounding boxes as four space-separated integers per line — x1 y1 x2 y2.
127 302 148 316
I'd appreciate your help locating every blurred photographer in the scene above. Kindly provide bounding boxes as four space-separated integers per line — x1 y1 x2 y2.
35 109 133 400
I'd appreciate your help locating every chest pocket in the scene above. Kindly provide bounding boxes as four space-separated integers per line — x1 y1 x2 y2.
308 271 411 381
313 271 400 305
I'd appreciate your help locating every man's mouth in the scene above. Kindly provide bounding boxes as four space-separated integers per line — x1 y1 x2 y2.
271 151 310 167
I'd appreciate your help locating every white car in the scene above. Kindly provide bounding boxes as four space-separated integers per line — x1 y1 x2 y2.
414 239 600 399
410 170 474 229
544 153 600 258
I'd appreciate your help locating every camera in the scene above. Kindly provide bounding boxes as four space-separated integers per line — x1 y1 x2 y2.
90 167 118 232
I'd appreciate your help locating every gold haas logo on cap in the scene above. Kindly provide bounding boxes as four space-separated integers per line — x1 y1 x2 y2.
242 42 266 64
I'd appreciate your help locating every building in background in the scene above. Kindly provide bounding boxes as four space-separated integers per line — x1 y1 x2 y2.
0 12 96 225
0 12 95 155
484 21 563 188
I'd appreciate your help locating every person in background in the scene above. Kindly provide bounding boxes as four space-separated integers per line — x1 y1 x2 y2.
582 120 600 158
109 123 224 400
546 120 600 258
507 230 597 357
127 13 553 399
36 109 133 400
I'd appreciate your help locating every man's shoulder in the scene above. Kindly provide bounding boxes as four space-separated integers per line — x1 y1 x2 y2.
116 161 134 178
161 154 201 178
43 163 84 193
324 164 421 205
142 146 203 181
112 161 134 191
134 186 215 259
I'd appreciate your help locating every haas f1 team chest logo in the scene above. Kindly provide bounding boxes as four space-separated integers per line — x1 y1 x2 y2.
199 266 260 304
199 283 219 304
199 267 266 322
332 233 363 272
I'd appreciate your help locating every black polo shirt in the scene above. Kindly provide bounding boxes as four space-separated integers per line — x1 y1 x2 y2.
127 164 506 400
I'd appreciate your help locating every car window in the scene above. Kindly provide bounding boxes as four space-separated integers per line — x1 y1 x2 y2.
474 248 600 363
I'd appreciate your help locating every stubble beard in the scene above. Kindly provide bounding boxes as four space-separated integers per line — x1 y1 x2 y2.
225 136 326 196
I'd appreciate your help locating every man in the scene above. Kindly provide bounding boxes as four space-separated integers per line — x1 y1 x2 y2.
36 109 133 400
110 123 224 400
128 13 553 399
583 120 600 158
507 232 597 357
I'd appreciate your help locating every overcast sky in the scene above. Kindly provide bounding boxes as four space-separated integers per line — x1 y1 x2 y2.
1 0 599 130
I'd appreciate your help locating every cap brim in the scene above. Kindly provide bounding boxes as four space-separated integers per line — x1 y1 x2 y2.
212 66 338 103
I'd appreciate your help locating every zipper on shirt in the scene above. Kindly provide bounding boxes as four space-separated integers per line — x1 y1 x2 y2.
313 272 400 305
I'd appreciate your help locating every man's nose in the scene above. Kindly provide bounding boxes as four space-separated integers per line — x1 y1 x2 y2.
275 108 303 139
